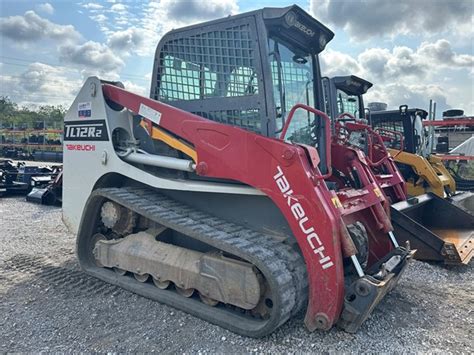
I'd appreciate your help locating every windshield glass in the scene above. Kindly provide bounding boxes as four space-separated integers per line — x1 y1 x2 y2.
268 38 315 143
336 89 360 117
413 114 428 156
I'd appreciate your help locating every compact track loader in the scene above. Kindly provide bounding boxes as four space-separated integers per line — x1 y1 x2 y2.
63 6 414 337
322 76 473 264
370 107 474 210
370 107 456 197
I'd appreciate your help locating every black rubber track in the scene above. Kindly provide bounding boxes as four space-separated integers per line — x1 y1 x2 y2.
76 187 307 337
447 167 474 191
453 177 474 191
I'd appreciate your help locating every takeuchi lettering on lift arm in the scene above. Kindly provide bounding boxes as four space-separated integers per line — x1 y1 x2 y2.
273 166 334 270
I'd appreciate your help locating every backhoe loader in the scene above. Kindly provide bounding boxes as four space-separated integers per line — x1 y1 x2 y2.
63 6 414 337
322 75 473 264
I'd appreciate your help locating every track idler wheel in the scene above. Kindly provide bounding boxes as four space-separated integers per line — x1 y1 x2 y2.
100 201 136 235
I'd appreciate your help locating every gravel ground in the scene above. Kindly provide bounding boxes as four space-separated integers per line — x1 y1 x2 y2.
0 197 472 353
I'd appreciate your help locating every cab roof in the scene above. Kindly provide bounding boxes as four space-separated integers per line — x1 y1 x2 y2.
160 5 334 54
332 75 373 96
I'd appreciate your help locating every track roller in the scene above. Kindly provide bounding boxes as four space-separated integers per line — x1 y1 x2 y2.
153 278 170 289
114 267 127 276
77 187 305 337
176 286 194 298
134 273 150 283
200 294 219 306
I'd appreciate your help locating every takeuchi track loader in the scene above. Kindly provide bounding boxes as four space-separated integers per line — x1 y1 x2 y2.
322 76 473 264
63 6 414 337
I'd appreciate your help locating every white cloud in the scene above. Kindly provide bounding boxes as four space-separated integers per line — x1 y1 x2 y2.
323 39 473 83
59 41 125 77
80 0 239 59
321 39 473 113
358 46 427 82
36 3 54 15
320 49 361 77
90 14 108 23
417 40 474 68
159 0 238 22
110 3 127 13
82 3 104 10
107 27 149 56
0 63 82 106
122 80 148 97
0 11 81 43
365 83 451 113
310 0 474 40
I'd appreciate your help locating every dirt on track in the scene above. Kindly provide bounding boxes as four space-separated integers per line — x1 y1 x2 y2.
0 197 472 353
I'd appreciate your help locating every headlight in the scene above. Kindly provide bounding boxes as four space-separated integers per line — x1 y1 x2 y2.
285 11 297 27
319 34 327 49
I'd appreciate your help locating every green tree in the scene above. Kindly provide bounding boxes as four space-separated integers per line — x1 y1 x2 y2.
0 96 18 127
0 96 66 129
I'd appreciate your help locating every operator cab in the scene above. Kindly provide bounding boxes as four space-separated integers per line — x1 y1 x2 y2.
322 75 373 120
371 107 429 156
150 5 334 173
320 75 373 155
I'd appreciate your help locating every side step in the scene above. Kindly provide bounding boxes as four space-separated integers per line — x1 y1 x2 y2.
391 193 474 265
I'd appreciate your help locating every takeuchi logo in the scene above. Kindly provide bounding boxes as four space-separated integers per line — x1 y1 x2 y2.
284 12 315 37
273 166 334 270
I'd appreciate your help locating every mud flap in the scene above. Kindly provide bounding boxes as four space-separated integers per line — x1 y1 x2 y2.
338 247 415 333
391 193 474 264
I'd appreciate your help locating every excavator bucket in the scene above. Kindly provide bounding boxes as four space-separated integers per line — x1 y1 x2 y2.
391 193 474 264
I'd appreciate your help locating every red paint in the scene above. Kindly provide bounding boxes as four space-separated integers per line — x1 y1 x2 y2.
334 118 407 204
280 104 332 179
66 144 96 151
423 118 474 126
375 128 405 153
102 84 397 331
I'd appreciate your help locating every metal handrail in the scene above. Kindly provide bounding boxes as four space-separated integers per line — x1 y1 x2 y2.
279 104 332 179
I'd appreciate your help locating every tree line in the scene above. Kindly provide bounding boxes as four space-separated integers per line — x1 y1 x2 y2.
0 96 66 130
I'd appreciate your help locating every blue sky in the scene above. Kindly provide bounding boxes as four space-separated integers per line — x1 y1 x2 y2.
0 0 473 115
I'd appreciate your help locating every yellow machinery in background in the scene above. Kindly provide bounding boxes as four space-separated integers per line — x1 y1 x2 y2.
386 148 456 198
371 106 463 199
